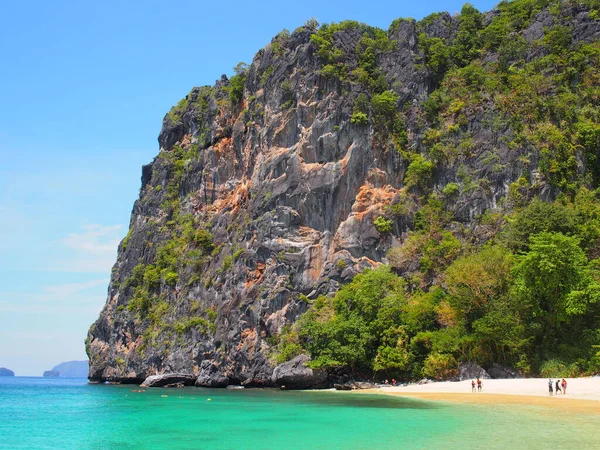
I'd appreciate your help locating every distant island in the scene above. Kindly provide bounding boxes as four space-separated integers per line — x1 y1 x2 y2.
0 367 15 377
43 361 88 378
43 370 60 378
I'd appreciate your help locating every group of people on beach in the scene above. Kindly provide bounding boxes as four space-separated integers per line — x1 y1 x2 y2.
548 378 567 395
470 378 483 392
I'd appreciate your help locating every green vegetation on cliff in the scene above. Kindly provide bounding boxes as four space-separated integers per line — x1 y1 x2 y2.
292 191 600 378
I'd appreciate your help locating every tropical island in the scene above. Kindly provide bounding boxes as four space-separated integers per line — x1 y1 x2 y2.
87 0 600 390
0 367 15 377
43 361 88 378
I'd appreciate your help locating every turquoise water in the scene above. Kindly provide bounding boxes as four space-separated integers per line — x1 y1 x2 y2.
0 378 598 449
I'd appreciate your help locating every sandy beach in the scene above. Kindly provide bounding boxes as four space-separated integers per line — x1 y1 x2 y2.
361 378 600 414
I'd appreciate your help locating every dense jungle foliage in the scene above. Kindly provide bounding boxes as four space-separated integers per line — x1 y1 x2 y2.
267 0 600 379
273 193 600 379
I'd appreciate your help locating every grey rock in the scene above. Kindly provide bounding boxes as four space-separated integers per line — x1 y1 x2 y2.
140 373 196 388
458 362 491 381
334 381 377 390
352 381 377 390
487 363 522 379
271 355 327 389
195 360 229 388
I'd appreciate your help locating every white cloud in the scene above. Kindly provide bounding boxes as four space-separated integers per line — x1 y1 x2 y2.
43 278 109 296
49 257 117 274
45 223 124 274
0 278 109 313
61 224 123 255
0 302 102 315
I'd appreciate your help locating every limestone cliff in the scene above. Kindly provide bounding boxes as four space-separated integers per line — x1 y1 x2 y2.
87 0 600 385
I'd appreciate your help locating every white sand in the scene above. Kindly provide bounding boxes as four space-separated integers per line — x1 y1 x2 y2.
378 377 600 401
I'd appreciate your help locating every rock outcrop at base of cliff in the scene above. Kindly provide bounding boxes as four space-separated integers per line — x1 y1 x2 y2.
458 362 491 381
140 374 196 388
334 381 378 390
271 354 327 389
487 364 522 379
196 360 229 388
43 370 60 378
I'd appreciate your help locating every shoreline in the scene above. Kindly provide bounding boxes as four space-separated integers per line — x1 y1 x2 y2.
354 377 600 414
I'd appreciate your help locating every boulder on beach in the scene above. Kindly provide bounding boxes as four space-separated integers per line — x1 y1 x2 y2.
352 381 377 389
334 381 377 390
140 373 196 388
487 363 522 379
271 354 327 389
458 361 491 381
195 360 229 388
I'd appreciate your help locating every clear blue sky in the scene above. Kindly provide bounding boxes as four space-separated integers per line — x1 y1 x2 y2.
0 0 499 376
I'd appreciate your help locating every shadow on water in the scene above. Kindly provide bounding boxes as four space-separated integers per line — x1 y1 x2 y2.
105 383 441 410
293 391 441 409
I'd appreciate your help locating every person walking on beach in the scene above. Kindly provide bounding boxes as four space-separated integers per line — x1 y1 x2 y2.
561 378 567 395
471 380 476 393
555 379 562 395
548 379 554 396
392 379 396 387
476 378 482 392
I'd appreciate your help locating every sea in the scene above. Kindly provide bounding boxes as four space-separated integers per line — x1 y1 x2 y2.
0 377 598 449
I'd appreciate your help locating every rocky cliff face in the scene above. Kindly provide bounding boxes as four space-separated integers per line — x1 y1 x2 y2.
87 0 600 385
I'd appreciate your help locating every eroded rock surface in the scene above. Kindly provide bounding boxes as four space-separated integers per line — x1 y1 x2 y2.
487 363 522 379
458 362 491 381
196 360 229 388
271 354 327 389
140 374 196 388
